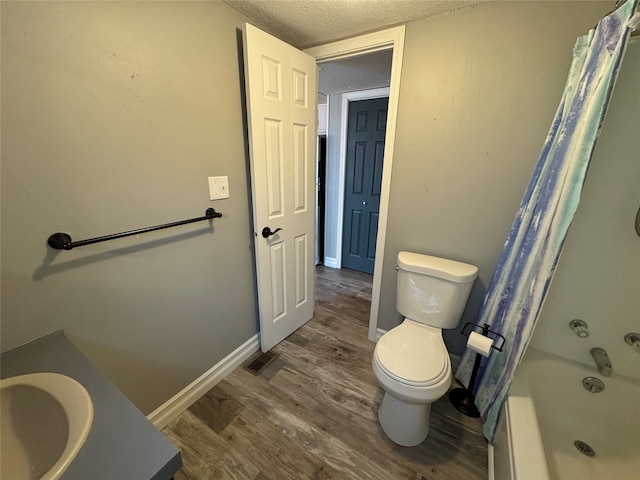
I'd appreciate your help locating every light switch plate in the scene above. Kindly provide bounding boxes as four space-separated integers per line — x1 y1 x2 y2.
219 176 229 199
208 177 220 200
208 176 230 200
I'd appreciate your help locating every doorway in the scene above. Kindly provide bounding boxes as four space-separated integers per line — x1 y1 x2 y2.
306 26 405 341
315 134 327 265
315 54 392 271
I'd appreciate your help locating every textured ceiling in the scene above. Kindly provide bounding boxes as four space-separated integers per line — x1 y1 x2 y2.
224 0 488 49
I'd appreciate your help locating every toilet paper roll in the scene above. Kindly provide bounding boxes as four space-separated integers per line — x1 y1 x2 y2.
467 331 493 357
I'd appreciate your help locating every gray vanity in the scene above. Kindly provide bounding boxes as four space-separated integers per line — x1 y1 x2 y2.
1 331 182 480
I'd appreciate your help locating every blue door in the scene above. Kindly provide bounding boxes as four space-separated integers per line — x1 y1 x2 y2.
341 97 388 274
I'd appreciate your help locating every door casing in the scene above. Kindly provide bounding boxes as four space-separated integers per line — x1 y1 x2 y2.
341 96 389 274
336 88 390 270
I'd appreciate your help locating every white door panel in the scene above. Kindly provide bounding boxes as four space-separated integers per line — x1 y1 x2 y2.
243 24 317 352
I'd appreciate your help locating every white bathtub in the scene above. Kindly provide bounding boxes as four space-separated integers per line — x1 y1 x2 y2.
490 348 640 480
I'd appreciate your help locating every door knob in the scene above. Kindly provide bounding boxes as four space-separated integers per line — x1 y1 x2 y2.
261 227 282 238
362 201 367 205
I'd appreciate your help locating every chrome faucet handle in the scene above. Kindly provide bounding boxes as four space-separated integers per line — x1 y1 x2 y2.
624 333 640 352
569 319 589 338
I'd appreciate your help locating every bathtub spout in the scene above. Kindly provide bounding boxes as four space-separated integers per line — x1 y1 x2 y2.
590 347 612 377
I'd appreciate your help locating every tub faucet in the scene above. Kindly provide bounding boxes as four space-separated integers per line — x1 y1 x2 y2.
590 347 612 377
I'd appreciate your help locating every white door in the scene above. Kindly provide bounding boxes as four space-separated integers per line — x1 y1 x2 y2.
243 24 317 352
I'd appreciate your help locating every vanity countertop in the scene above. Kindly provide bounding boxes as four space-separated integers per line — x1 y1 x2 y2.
1 331 182 480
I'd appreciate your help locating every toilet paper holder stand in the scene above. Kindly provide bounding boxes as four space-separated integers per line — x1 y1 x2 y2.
449 323 505 418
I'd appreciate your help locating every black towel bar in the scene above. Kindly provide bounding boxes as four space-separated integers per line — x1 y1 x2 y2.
47 208 222 250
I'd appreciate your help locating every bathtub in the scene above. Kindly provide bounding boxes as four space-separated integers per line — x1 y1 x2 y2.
490 348 640 480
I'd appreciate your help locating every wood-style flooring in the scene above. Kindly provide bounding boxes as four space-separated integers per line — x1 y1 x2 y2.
163 265 487 480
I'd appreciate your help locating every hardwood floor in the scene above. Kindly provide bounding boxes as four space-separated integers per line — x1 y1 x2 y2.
163 266 488 480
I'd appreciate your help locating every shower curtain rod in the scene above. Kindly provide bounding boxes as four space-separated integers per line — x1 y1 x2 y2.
47 208 222 250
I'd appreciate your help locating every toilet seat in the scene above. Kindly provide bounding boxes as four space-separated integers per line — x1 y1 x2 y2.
375 320 449 387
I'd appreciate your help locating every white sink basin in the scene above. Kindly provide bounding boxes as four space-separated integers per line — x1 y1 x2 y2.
1 372 93 480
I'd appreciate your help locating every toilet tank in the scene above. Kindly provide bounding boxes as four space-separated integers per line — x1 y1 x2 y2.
396 251 478 329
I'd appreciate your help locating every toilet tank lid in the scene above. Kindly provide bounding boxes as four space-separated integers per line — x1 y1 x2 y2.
397 251 478 283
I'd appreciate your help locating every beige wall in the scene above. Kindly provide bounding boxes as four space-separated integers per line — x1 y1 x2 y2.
1 1 259 413
2 0 627 415
378 1 612 355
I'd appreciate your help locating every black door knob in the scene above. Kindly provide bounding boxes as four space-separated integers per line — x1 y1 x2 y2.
261 227 282 238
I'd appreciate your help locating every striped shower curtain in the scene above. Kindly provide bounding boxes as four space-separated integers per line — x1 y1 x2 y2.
455 0 639 444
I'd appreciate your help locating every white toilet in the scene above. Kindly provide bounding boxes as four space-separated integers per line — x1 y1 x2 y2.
372 251 478 447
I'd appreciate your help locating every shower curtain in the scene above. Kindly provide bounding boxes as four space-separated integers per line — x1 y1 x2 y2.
456 0 639 444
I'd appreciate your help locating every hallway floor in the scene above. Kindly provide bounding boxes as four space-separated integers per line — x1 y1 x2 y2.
163 265 487 479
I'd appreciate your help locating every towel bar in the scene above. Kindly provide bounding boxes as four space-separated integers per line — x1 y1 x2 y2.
47 208 222 250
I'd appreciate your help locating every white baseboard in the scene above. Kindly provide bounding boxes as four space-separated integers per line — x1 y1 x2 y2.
374 328 387 342
323 257 339 268
147 334 260 429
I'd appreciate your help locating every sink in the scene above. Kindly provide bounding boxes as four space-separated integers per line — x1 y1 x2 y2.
1 372 93 480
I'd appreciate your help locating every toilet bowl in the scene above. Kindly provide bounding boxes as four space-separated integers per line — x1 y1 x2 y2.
373 320 452 446
372 252 478 446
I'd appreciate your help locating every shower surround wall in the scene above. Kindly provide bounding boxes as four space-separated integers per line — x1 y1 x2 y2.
529 41 640 381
